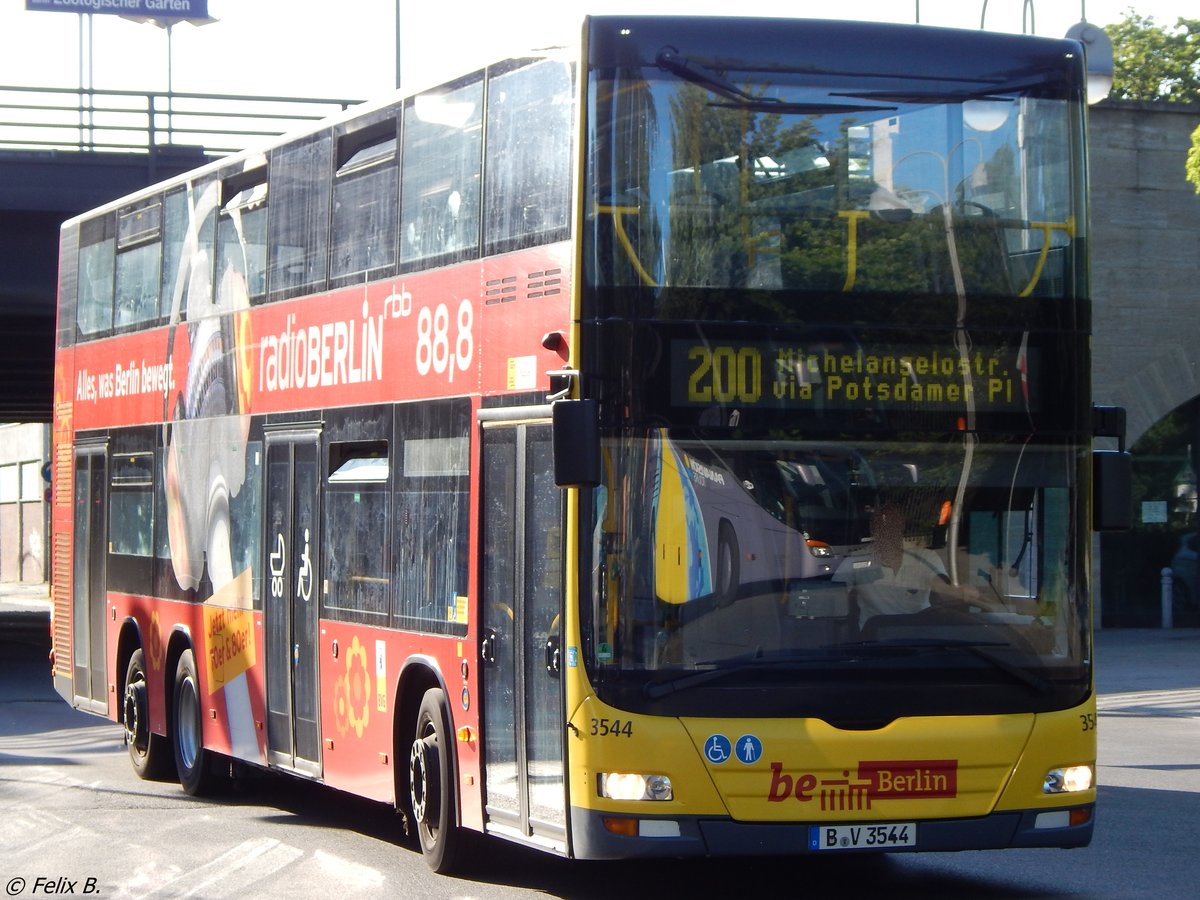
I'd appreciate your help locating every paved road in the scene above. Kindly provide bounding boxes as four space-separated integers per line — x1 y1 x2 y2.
2 584 1198 899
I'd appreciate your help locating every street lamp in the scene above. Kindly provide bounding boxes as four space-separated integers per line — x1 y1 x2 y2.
980 0 1036 34
1065 17 1114 105
125 14 219 141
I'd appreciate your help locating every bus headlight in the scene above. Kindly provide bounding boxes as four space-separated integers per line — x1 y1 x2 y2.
1043 764 1093 794
806 539 833 558
599 772 673 801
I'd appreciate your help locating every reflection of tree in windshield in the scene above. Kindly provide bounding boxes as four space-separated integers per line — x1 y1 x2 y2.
599 64 1075 302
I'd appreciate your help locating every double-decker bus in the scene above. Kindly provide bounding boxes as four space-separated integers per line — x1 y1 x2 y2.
50 15 1130 873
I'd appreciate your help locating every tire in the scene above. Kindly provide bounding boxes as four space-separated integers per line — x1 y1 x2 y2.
172 648 219 796
408 688 460 873
715 519 740 607
123 649 169 780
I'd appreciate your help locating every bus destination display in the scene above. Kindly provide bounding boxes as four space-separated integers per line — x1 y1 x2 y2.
671 340 1035 413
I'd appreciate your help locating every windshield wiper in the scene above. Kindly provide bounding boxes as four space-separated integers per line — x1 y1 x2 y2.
642 649 821 700
828 80 1046 104
834 638 1054 696
656 46 898 115
656 46 777 106
643 639 1054 700
643 666 741 700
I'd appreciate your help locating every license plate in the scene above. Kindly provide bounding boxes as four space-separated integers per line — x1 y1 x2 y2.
809 822 917 850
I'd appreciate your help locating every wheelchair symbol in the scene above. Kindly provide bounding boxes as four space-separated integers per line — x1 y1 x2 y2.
705 734 732 765
296 528 313 602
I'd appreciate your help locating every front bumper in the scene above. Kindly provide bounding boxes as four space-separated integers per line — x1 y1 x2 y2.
569 804 1094 859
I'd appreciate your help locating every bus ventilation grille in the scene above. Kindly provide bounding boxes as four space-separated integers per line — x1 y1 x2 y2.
484 268 563 305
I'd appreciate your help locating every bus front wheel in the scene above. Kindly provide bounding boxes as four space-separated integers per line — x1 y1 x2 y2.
409 688 460 873
124 648 169 780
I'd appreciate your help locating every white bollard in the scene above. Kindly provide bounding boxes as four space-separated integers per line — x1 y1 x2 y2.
1161 567 1174 630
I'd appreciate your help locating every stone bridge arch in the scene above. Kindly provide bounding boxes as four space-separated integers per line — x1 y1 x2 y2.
1090 101 1200 626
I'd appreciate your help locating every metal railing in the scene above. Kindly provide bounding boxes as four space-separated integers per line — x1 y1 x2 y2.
0 84 363 156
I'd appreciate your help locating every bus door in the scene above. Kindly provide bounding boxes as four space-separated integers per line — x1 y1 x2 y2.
479 410 567 850
71 442 108 714
263 430 322 776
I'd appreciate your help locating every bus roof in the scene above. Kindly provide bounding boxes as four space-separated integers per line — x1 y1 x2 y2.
63 14 1084 228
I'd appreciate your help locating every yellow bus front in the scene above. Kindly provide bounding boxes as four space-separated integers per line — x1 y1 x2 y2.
564 15 1099 859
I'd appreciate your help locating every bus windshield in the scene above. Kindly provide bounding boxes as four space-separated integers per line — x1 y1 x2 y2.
587 428 1086 712
586 26 1082 303
580 20 1090 723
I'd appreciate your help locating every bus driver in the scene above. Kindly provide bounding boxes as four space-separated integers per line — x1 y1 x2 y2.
839 503 987 631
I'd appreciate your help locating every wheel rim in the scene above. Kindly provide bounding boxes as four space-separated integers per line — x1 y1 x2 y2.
124 676 147 751
409 730 440 838
177 675 200 771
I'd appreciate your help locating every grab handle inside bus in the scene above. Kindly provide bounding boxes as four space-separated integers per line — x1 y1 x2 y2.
553 399 601 488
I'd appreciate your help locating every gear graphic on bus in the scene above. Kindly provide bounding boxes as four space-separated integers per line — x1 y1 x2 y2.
333 676 350 738
344 636 371 738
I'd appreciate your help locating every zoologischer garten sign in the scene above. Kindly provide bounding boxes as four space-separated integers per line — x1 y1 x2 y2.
26 0 208 19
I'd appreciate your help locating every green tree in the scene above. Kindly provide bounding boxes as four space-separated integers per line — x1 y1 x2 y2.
1107 11 1200 103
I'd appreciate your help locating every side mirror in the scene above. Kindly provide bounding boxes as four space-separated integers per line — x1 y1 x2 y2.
552 399 600 488
1093 450 1132 532
1092 405 1131 531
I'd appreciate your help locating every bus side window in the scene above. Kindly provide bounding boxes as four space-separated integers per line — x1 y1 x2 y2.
108 440 156 598
400 78 483 270
217 173 268 305
268 133 332 302
159 189 188 320
157 178 220 320
331 114 399 286
483 58 574 255
325 438 391 623
114 201 163 330
76 214 115 340
392 398 470 634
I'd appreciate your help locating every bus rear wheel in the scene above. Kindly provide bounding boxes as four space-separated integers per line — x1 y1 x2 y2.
172 648 219 796
124 648 169 779
409 688 460 873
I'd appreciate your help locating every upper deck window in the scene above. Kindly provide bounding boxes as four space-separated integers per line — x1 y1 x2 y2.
76 215 115 339
400 78 483 270
217 169 268 304
159 189 189 320
483 58 574 255
114 202 163 330
331 115 399 285
268 134 332 302
585 26 1085 308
